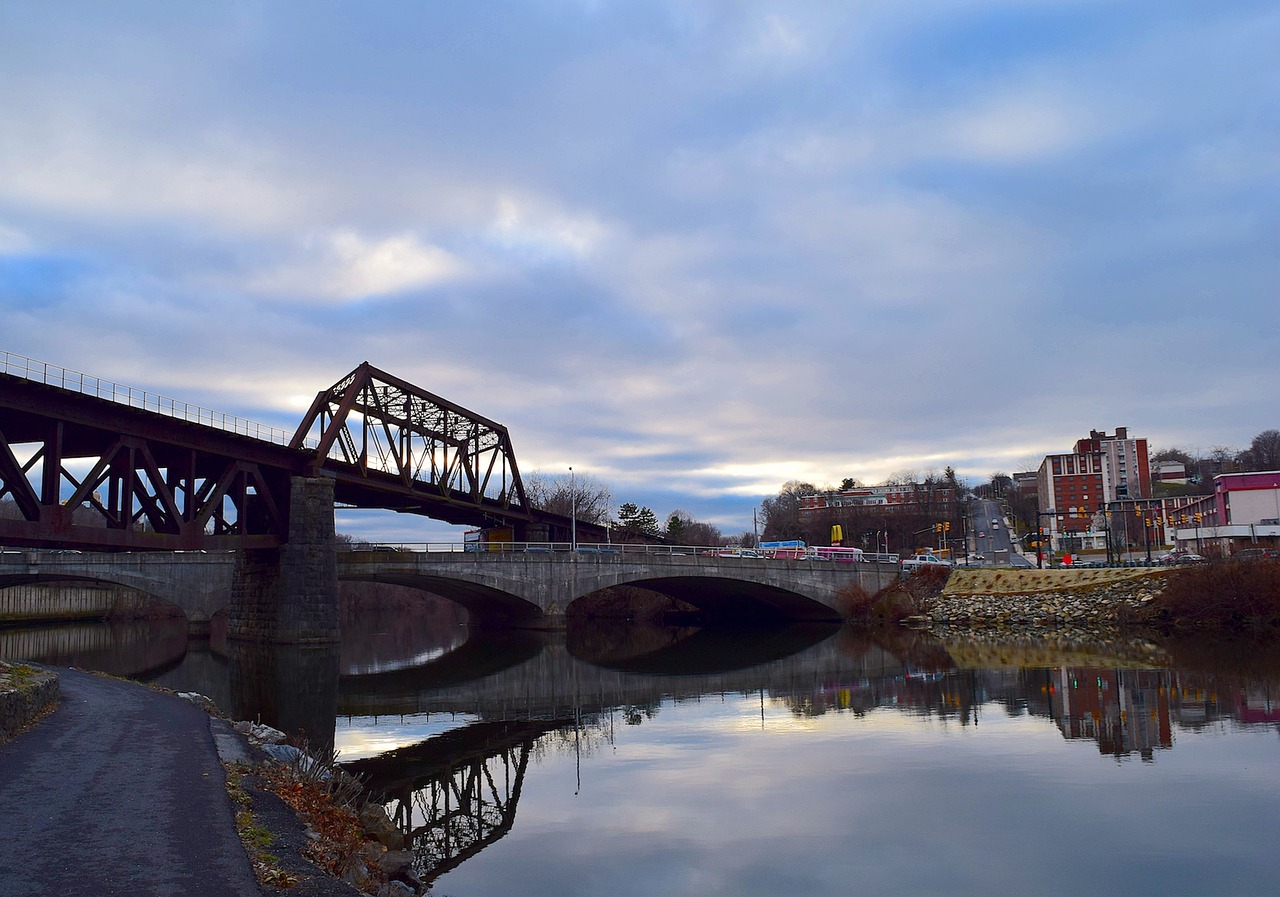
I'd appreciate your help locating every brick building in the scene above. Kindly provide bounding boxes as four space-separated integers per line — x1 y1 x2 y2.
1036 427 1151 551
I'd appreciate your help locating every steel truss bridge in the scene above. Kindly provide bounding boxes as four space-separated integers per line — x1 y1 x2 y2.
0 351 596 551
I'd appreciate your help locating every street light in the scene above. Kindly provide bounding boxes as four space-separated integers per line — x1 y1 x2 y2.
569 466 577 553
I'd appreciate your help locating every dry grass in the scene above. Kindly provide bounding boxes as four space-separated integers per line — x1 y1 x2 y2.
943 567 1170 596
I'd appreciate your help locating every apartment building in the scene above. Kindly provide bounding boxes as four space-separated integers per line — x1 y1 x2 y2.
1036 428 1150 551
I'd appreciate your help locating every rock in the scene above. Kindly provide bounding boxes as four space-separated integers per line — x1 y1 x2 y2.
177 692 219 715
248 722 288 744
343 860 371 891
261 743 307 763
360 804 405 850
377 849 415 879
377 881 418 897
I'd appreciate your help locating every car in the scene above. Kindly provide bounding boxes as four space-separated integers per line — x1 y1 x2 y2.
1237 548 1280 561
1174 553 1206 564
901 553 952 571
978 530 986 538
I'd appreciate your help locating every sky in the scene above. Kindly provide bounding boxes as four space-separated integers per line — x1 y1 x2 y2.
2 1 1277 543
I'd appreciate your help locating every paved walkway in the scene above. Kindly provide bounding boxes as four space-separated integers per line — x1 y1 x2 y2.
0 667 262 897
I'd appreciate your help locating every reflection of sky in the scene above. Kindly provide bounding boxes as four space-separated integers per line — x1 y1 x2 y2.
335 712 479 762
417 694 1278 897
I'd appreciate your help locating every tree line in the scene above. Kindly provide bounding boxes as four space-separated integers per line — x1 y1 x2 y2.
523 471 747 545
758 467 967 555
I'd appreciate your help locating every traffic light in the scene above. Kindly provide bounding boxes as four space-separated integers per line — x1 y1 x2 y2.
944 521 951 532
1195 513 1202 524
1134 507 1141 517
933 523 942 533
1181 514 1187 524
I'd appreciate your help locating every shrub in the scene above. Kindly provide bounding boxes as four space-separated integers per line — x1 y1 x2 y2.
839 566 950 625
1144 556 1280 629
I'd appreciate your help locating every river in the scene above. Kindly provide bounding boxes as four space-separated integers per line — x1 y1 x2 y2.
3 614 1278 897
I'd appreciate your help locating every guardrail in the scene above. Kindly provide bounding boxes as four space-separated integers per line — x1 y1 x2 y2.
1 349 309 447
339 541 900 563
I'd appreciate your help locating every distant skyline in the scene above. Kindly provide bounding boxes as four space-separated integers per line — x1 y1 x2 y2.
2 1 1277 542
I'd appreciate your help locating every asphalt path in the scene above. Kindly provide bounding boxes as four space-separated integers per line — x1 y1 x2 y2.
0 667 262 897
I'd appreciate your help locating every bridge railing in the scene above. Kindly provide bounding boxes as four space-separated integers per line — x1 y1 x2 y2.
340 541 899 563
1 349 312 447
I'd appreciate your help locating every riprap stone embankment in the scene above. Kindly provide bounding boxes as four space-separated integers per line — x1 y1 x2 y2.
924 567 1172 631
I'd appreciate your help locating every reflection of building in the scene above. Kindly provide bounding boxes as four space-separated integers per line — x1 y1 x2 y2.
1047 668 1172 761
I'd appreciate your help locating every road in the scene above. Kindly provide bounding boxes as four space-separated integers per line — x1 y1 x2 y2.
964 498 1034 568
0 668 262 897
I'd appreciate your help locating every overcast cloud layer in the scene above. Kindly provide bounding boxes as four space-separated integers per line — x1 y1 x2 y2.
2 1 1277 540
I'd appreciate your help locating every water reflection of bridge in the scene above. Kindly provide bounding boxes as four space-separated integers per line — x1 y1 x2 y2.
345 720 566 886
338 625 907 720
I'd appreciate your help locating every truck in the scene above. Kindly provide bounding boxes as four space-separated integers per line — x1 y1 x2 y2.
759 540 810 560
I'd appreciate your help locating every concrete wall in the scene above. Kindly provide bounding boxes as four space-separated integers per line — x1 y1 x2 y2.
0 582 158 623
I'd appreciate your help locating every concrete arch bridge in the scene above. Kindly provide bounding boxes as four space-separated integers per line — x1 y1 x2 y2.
336 546 900 628
0 546 900 631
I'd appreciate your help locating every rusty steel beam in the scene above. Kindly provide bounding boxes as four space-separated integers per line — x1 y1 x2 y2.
291 362 533 523
0 374 291 551
2 361 608 549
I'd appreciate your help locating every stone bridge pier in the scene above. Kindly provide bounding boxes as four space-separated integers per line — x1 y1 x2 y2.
229 476 339 644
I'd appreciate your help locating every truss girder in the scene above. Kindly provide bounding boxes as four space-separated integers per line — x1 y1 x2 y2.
290 362 530 521
0 395 288 551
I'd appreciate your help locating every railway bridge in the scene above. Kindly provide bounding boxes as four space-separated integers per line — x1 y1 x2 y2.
1 350 895 641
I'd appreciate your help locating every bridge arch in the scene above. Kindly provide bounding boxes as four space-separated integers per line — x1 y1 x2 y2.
569 573 841 624
0 552 237 627
0 571 193 624
336 569 544 628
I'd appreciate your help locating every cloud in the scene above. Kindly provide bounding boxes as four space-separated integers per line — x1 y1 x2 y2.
941 93 1090 163
0 224 32 254
486 196 611 261
0 1 1276 538
247 230 465 302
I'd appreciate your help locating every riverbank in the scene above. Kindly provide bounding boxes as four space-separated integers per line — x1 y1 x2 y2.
923 567 1170 630
0 659 59 741
921 559 1280 632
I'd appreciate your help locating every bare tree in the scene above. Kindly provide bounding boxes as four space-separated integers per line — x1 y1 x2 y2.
523 471 613 524
1247 429 1280 471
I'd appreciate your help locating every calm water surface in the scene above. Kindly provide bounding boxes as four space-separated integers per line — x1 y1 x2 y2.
4 617 1278 897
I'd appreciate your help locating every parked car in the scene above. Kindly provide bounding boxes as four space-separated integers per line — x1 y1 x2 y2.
1237 548 1280 561
1174 553 1206 564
